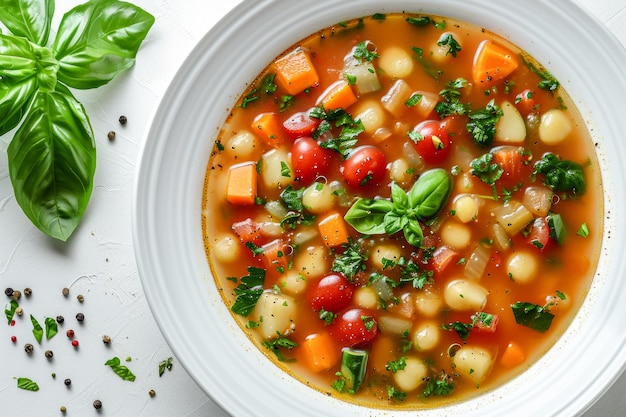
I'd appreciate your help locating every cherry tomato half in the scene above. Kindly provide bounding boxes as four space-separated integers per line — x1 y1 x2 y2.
526 217 552 252
514 89 536 116
283 109 320 138
341 145 387 188
291 137 331 185
410 120 452 164
329 308 379 347
307 273 354 313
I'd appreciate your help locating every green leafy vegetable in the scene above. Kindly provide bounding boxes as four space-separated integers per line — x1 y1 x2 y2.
437 33 462 57
44 317 58 340
469 152 504 197
105 356 137 381
262 333 297 362
387 385 407 401
577 223 590 238
5 300 18 325
422 371 455 397
386 357 407 373
435 78 469 118
30 315 43 344
397 256 432 289
520 54 560 92
511 301 555 332
158 357 173 377
311 107 364 157
353 41 379 63
231 266 266 317
548 213 566 245
442 321 473 342
344 168 452 247
16 377 39 391
0 0 154 241
533 153 586 197
466 99 502 147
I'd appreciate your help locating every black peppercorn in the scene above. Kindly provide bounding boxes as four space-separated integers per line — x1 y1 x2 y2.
107 131 116 141
45 350 54 359
12 290 21 299
24 343 34 354
64 378 71 386
119 115 127 125
149 389 156 397
93 400 102 409
76 313 85 322
77 294 84 303
23 287 32 296
56 315 65 324
5 287 13 297
62 287 69 297
102 335 111 344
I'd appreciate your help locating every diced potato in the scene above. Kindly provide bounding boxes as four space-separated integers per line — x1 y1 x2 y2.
393 356 428 392
452 346 494 383
253 291 297 340
260 148 294 190
224 130 260 160
277 270 308 296
379 46 414 78
302 183 336 214
378 314 413 335
496 101 526 143
493 200 533 236
409 90 439 118
444 279 488 311
381 79 413 117
430 32 462 63
369 243 402 269
344 62 381 94
507 251 538 284
353 286 379 309
294 245 329 280
412 321 440 351
211 234 241 263
539 109 573 145
414 288 443 317
354 100 386 133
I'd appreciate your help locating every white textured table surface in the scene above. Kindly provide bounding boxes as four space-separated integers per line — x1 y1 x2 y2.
1 1 624 416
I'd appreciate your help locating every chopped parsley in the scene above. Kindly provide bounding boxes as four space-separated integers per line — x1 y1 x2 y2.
397 256 433 289
331 239 367 281
422 371 455 397
105 357 137 382
521 54 560 93
231 267 266 317
16 377 39 391
435 78 470 118
386 357 407 373
466 99 503 147
577 223 590 238
405 93 423 108
469 152 504 198
353 41 379 63
437 33 462 57
263 333 298 362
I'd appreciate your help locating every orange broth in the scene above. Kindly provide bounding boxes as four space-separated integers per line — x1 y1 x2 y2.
202 13 602 409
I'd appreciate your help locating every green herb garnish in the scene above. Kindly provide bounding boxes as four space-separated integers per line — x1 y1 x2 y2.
16 377 39 391
231 266 266 317
105 357 136 382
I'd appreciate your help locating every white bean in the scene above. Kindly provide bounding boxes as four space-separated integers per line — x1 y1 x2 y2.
225 130 259 159
453 194 479 223
506 251 538 284
440 221 472 250
353 286 379 309
539 109 573 145
412 321 440 352
302 183 336 214
379 46 414 78
414 289 443 317
369 243 402 269
354 100 386 134
277 270 308 296
393 356 428 392
444 279 488 311
211 234 241 263
294 245 329 280
389 158 412 186
452 346 494 383
253 291 297 340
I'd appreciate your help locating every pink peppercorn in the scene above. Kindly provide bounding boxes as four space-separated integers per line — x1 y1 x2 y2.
10 320 15 326
11 336 17 342
71 340 79 348
66 329 75 338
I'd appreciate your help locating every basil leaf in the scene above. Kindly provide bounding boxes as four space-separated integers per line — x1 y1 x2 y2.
0 0 55 45
105 356 136 381
8 89 96 241
383 211 406 235
5 300 19 325
16 377 39 391
533 153 586 197
403 219 424 247
52 0 155 89
45 317 58 340
511 301 554 332
390 183 408 214
344 198 394 235
408 168 452 218
30 315 43 344
231 267 266 316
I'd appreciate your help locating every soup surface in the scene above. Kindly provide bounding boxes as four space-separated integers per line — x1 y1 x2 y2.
202 13 602 409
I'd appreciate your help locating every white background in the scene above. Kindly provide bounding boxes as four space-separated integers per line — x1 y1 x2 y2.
0 0 624 416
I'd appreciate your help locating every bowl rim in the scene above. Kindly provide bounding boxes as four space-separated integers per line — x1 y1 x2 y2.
133 1 626 416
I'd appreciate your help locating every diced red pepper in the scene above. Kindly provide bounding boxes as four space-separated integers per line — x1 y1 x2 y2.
232 218 262 244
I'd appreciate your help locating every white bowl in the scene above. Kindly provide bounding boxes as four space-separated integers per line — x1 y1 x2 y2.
133 1 626 415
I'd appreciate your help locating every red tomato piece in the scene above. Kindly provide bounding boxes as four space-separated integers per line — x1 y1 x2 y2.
410 120 452 164
526 217 552 252
431 245 460 274
491 145 531 187
283 109 320 138
473 313 500 333
341 146 387 188
330 308 378 347
231 218 261 244
307 273 354 313
291 137 331 185
260 238 289 273
514 89 536 116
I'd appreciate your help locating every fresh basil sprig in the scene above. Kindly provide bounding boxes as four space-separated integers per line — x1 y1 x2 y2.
344 168 452 247
1 0 154 241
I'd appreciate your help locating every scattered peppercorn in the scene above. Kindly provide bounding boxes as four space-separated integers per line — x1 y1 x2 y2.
15 307 23 316
77 294 84 303
119 115 127 125
45 350 54 359
64 378 71 386
12 290 21 299
107 131 116 141
62 287 69 297
93 400 102 410
149 389 156 397
5 287 13 297
60 406 67 413
52 373 56 378
56 315 65 324
11 335 16 343
24 343 34 353
71 340 79 348
102 335 111 344
66 329 75 338
76 313 85 322
24 287 32 296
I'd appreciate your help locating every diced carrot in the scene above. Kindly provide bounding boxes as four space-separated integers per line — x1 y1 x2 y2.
301 332 341 373
431 245 460 274
226 162 257 205
260 238 289 274
500 342 525 368
317 211 350 248
472 40 519 86
273 47 319 95
251 112 287 148
317 80 358 111
231 218 262 244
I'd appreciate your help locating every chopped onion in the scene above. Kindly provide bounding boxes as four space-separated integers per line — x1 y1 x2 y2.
464 244 491 281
